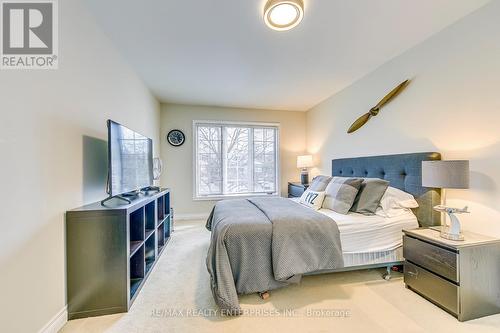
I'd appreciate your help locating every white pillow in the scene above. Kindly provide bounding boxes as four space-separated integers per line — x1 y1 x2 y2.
376 186 419 217
299 189 326 210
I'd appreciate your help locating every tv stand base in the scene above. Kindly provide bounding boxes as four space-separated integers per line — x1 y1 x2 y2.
101 195 132 206
142 186 161 193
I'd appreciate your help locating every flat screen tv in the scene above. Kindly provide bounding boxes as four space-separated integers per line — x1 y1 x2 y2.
107 120 153 196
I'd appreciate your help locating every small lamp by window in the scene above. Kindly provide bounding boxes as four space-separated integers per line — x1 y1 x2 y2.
422 160 470 241
297 155 314 185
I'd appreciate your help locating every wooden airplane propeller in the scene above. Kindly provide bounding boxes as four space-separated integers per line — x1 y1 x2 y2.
347 79 410 134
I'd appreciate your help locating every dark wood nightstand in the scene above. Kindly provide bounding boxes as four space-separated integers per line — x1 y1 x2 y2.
403 228 500 321
288 182 308 198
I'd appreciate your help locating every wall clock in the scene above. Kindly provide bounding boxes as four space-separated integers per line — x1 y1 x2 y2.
167 129 185 146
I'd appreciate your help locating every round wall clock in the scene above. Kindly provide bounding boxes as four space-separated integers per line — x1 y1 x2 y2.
167 129 185 146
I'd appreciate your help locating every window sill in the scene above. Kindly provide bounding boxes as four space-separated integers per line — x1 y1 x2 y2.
193 193 280 201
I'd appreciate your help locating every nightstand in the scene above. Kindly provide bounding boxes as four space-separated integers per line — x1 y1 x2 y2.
403 228 500 321
288 182 308 198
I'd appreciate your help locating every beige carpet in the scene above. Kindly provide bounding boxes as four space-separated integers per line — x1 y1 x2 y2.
61 220 500 333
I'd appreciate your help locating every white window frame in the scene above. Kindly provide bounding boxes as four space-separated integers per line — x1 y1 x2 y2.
193 120 280 200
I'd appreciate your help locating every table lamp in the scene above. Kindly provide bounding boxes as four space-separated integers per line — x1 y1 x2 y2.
422 160 470 241
297 155 313 185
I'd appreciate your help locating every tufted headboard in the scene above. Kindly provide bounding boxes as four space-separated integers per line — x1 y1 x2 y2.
332 152 442 227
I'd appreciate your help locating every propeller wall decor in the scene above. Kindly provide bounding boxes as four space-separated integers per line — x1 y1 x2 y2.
347 79 410 134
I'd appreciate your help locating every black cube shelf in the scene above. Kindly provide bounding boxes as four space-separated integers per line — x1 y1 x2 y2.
66 189 171 320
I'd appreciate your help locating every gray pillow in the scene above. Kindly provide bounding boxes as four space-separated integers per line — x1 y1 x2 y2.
350 178 390 215
322 177 363 214
309 175 332 191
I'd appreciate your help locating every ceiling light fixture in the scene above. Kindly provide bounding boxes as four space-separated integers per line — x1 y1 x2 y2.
264 0 304 31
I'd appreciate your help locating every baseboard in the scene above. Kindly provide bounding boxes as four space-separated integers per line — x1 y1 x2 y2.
38 306 67 333
175 213 209 221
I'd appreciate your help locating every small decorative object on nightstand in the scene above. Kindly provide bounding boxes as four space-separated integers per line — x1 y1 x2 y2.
288 182 308 198
422 160 470 241
403 228 500 321
297 155 313 185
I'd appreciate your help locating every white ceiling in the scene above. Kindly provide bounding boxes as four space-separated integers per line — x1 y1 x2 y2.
83 0 489 111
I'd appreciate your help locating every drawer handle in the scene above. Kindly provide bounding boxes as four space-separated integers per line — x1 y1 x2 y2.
407 270 418 277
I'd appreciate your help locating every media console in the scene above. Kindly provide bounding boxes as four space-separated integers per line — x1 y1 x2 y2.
66 189 171 319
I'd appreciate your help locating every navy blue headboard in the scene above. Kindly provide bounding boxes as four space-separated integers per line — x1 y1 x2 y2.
332 152 442 227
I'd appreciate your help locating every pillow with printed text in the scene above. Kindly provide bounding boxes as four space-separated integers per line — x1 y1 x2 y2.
299 189 326 210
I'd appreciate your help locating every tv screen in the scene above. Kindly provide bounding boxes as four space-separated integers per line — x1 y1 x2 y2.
107 120 153 196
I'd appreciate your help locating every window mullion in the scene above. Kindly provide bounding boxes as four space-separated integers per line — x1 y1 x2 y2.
249 127 254 193
274 128 278 193
221 125 227 195
195 125 199 197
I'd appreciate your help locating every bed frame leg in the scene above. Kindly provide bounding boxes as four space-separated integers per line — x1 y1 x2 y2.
258 291 270 300
382 266 392 281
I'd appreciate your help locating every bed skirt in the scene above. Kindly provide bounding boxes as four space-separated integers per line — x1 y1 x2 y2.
342 246 403 267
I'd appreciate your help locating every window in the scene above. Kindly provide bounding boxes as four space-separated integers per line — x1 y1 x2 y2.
194 121 279 199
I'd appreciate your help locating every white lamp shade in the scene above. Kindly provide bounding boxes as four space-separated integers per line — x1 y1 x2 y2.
297 155 313 169
422 160 469 189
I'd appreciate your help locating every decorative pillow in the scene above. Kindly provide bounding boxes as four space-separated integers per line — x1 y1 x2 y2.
322 177 363 214
309 175 332 191
376 186 419 218
350 178 390 215
299 189 326 210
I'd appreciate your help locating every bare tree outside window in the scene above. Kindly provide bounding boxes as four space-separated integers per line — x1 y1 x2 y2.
195 122 279 198
197 126 222 195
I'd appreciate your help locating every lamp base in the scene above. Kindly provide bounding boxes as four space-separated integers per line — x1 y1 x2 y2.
429 226 465 241
440 229 465 241
429 225 465 241
300 169 309 185
431 207 467 241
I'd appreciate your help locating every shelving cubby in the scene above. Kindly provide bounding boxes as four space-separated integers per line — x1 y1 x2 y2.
157 222 165 254
157 195 165 221
129 207 145 258
129 245 145 300
163 214 171 241
157 192 171 253
145 201 155 233
145 235 156 275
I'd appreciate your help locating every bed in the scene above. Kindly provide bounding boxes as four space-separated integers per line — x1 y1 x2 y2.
206 152 442 314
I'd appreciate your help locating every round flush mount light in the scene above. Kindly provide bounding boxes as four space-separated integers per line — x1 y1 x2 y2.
264 0 304 31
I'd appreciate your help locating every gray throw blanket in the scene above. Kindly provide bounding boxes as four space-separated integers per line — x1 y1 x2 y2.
206 197 343 314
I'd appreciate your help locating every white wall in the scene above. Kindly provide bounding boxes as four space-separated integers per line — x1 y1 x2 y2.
160 104 306 216
306 1 500 237
0 1 160 332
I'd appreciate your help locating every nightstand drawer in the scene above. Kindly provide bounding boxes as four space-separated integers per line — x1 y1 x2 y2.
403 235 458 282
404 261 458 316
